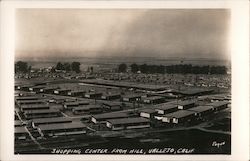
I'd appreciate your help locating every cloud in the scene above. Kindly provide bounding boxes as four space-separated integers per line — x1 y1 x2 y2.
15 9 230 60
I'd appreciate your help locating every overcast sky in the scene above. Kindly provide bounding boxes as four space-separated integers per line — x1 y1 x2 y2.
15 9 230 60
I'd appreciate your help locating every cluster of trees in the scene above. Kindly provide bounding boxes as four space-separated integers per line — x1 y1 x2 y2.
55 62 81 73
118 63 227 74
15 61 31 73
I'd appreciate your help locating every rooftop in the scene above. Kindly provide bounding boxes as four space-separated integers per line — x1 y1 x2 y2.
15 96 39 101
102 102 122 106
107 117 149 125
64 101 89 106
73 105 102 110
24 109 60 114
188 105 214 113
82 79 169 91
143 96 165 101
163 110 196 119
92 111 130 119
15 126 27 134
170 100 196 106
16 100 45 104
15 120 23 126
123 94 142 99
173 88 214 95
102 93 121 96
69 90 86 93
20 104 49 108
139 108 157 114
39 122 86 131
206 101 230 107
32 117 72 124
55 89 71 92
154 102 178 110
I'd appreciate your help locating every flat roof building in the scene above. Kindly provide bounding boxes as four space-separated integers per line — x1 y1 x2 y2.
54 89 71 95
19 84 35 91
106 117 150 130
102 102 123 111
63 101 89 109
68 90 86 97
15 126 29 140
31 117 72 128
169 100 196 110
15 120 23 127
81 79 168 92
29 86 45 92
15 96 39 101
38 122 87 137
162 110 196 124
139 108 157 119
187 105 214 116
122 94 141 102
16 99 45 106
23 109 62 119
20 104 50 112
40 87 59 93
91 112 130 124
206 101 229 111
172 88 214 96
84 92 102 99
72 105 103 114
154 103 178 115
142 96 165 104
101 93 121 100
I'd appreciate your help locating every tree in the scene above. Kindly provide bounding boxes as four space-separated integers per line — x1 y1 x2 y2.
130 63 139 73
15 61 29 73
140 64 148 73
71 62 81 73
56 62 64 70
90 66 94 73
63 63 71 71
118 63 127 73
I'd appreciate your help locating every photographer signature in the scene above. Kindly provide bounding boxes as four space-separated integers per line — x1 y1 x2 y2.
212 141 225 148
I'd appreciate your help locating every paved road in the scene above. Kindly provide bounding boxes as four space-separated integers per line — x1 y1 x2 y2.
24 126 44 149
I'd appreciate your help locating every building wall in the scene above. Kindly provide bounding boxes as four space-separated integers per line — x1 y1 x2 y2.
126 124 150 129
140 112 150 118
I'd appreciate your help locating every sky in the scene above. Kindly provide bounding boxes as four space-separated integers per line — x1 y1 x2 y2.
15 9 230 60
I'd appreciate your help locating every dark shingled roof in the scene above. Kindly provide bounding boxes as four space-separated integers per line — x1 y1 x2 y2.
38 122 86 131
107 117 149 125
